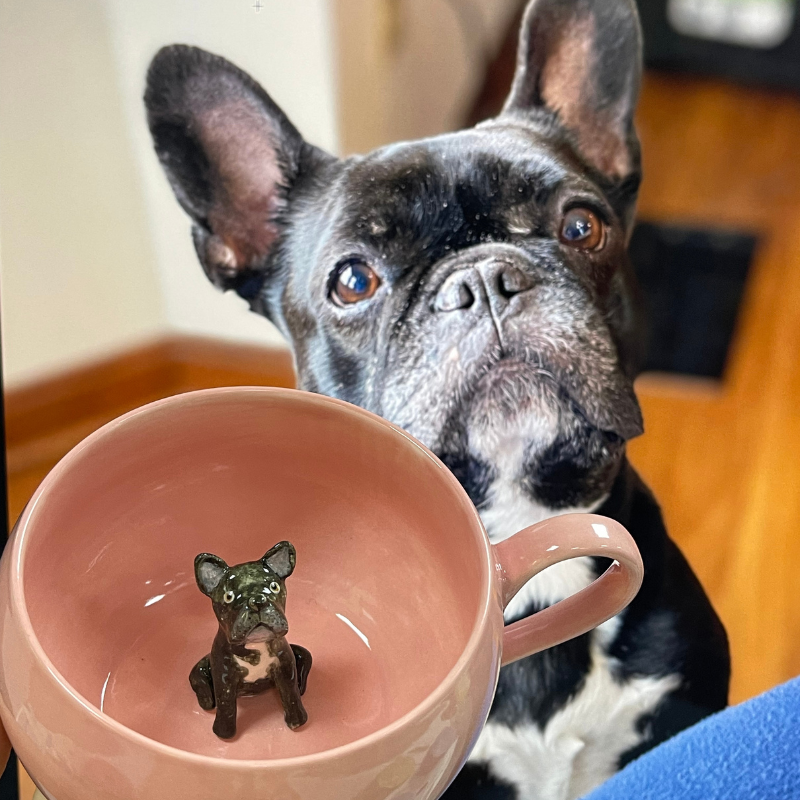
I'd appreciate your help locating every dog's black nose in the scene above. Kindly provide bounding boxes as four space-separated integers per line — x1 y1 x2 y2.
434 260 534 313
248 594 268 611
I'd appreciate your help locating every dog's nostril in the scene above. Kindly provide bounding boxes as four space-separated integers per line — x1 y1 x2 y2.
497 267 529 298
435 280 474 312
457 284 474 308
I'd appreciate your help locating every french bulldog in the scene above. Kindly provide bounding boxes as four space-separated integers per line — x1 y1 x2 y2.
190 541 312 739
146 0 730 795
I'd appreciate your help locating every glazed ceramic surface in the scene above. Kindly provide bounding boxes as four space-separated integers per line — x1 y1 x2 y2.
189 542 314 738
0 388 642 800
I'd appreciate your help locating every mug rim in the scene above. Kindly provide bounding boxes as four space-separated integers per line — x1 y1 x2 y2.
7 386 497 770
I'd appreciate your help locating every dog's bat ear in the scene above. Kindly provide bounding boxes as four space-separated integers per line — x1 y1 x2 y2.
144 45 326 298
195 553 229 596
503 0 642 181
261 541 296 579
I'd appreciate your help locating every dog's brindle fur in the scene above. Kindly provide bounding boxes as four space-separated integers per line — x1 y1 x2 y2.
191 542 312 739
146 0 729 795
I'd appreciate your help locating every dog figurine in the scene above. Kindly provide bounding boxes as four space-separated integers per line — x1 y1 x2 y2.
146 0 730 794
190 541 312 739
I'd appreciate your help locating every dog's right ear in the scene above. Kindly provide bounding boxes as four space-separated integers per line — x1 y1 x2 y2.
194 553 229 596
503 0 642 183
144 45 320 298
261 541 296 580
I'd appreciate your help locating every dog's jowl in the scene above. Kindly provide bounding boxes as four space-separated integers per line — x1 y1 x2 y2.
145 0 730 795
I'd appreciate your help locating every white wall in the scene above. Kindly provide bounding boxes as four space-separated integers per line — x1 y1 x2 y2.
0 0 339 387
103 0 339 348
0 0 165 386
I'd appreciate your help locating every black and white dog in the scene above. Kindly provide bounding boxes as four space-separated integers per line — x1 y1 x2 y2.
144 0 730 796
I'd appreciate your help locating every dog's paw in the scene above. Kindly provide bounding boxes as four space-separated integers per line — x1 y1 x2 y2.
212 717 237 739
285 705 308 730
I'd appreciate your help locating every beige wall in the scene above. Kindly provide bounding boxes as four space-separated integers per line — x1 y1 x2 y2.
0 0 340 387
103 0 339 348
0 0 165 387
335 0 520 155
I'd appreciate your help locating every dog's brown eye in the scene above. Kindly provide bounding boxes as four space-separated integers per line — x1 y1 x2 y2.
331 259 380 305
559 208 605 250
269 581 281 594
223 590 235 604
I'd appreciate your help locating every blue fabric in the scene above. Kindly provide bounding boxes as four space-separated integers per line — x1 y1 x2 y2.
584 676 800 800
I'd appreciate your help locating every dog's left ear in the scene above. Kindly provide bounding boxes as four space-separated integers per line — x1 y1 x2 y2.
262 541 296 579
144 45 331 299
195 553 229 596
503 0 642 181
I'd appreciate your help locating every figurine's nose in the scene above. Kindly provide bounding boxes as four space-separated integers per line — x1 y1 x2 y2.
248 594 268 611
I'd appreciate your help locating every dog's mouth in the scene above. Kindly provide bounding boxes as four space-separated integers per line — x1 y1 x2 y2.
468 353 642 443
475 357 555 400
470 356 569 422
479 356 543 380
245 623 277 643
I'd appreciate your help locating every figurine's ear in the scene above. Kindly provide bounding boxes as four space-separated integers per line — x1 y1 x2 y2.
194 553 229 596
502 0 642 180
262 541 296 579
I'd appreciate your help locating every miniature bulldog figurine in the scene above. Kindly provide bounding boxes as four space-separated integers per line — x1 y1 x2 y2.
190 541 312 739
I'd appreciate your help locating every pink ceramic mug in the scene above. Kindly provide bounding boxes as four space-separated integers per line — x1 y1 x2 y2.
0 388 642 800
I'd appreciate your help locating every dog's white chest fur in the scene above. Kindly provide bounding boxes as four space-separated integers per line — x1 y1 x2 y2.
473 490 680 800
469 650 680 800
234 642 277 683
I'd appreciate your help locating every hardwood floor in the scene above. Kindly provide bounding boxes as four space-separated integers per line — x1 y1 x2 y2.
7 72 800 797
630 72 800 704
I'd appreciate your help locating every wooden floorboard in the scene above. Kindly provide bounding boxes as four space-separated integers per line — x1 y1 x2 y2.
629 72 800 704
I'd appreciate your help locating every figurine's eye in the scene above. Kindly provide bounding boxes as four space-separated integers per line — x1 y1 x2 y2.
269 581 281 595
330 258 380 306
559 207 605 251
223 590 236 604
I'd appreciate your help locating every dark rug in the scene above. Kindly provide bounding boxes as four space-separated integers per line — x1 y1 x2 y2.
629 221 758 378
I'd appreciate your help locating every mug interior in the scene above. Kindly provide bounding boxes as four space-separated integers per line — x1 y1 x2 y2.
20 389 488 760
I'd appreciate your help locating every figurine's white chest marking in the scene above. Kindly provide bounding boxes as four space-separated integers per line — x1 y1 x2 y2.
234 642 278 683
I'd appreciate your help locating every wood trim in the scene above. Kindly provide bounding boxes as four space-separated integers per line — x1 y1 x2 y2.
4 335 296 480
165 335 296 393
5 340 176 450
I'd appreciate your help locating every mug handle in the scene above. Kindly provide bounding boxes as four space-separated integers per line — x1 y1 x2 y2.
493 513 644 666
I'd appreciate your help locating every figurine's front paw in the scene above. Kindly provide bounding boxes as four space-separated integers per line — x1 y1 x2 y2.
189 656 216 710
291 644 312 696
285 705 308 730
213 717 237 739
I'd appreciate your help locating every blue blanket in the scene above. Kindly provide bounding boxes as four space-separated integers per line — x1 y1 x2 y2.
584 676 800 799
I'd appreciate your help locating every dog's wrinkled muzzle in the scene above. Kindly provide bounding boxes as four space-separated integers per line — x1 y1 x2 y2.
232 604 289 642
